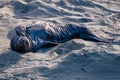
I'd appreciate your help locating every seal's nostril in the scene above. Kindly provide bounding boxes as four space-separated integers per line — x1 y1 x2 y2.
23 39 25 41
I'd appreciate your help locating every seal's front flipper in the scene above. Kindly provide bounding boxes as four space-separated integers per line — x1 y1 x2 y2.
15 26 26 36
43 41 58 47
31 41 58 52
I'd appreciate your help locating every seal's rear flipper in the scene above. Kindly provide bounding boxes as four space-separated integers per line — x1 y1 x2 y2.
112 40 120 45
79 28 114 43
15 26 26 36
79 34 113 43
101 38 114 43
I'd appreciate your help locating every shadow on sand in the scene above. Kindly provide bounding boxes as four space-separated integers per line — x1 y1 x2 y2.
0 50 21 72
38 51 120 80
7 28 16 40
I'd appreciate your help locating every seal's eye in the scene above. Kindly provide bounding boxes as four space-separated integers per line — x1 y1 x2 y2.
11 36 31 53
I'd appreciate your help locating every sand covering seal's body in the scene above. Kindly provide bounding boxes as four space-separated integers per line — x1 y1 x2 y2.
11 23 111 53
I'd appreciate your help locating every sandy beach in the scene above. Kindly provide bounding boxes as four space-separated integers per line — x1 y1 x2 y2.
0 0 120 80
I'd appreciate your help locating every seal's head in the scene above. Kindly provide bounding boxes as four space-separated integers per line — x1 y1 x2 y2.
10 36 32 53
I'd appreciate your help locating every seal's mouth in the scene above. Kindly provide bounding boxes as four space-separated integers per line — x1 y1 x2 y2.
11 35 32 53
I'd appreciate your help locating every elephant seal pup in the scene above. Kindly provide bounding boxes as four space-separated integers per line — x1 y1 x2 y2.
10 23 111 53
